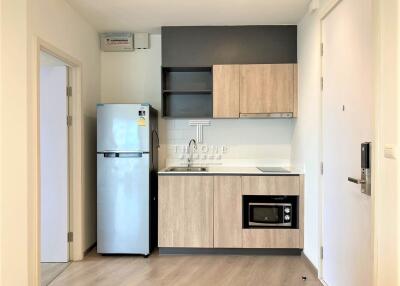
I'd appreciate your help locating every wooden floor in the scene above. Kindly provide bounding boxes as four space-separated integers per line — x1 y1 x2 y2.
41 262 70 286
50 249 322 286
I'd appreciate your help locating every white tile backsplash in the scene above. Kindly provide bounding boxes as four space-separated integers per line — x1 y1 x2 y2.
159 118 294 169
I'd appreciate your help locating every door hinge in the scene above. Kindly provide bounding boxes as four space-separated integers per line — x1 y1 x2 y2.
67 115 72 127
320 246 324 260
66 86 72 97
320 43 324 57
68 232 73 242
321 77 324 90
320 162 324 175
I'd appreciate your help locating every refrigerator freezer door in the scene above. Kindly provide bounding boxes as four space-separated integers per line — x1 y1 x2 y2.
97 153 150 254
97 104 150 152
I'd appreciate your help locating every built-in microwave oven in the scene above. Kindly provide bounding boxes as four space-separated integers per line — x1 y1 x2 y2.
248 203 292 227
243 196 298 229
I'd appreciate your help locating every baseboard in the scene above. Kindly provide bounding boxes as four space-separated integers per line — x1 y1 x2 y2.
301 252 318 277
83 242 97 256
159 247 302 256
320 279 329 286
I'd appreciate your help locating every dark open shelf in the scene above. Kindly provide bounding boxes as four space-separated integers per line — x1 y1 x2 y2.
163 93 212 118
162 66 212 72
162 66 213 118
163 89 212 94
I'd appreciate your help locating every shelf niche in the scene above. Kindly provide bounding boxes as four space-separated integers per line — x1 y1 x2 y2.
162 67 213 118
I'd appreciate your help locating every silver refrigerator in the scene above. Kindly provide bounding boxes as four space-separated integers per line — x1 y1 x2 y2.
97 104 158 256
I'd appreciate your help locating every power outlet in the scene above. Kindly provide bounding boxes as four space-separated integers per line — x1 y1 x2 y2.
384 144 397 159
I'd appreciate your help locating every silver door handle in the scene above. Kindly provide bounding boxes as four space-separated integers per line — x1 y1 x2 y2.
348 177 366 184
119 153 143 158
102 152 144 158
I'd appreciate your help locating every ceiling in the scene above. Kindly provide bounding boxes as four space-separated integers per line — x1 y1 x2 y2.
66 0 309 33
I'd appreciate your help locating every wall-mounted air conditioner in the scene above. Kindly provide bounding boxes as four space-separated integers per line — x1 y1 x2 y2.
100 32 150 52
100 32 134 52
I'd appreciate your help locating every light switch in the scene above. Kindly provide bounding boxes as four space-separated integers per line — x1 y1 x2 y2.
384 144 397 159
309 0 319 12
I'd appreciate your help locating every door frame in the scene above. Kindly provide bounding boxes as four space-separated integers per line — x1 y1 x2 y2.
318 0 380 285
30 38 84 285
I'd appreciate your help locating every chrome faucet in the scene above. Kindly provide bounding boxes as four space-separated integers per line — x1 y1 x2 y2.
187 139 198 168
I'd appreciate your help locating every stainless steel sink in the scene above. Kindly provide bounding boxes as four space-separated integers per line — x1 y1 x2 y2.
165 166 208 172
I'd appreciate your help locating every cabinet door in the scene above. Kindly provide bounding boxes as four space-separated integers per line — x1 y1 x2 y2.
213 65 240 118
158 176 214 248
242 176 300 196
214 176 242 248
239 64 295 114
243 229 300 248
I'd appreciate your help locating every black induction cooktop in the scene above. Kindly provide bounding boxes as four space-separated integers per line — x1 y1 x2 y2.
257 167 291 173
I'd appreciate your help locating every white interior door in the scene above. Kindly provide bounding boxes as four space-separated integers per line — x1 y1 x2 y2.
321 0 373 285
40 62 69 262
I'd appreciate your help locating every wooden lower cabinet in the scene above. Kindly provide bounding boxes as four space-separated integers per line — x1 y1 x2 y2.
158 175 304 250
242 176 300 196
243 229 300 248
214 176 242 248
158 176 214 248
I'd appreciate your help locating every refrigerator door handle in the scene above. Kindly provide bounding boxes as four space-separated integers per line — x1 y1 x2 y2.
102 152 145 158
103 152 118 158
119 153 143 158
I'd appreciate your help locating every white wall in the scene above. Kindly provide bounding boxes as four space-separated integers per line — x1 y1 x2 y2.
0 0 30 284
101 35 162 108
100 34 294 169
294 1 400 283
32 0 101 253
0 0 3 282
374 0 400 284
291 5 321 269
1 0 100 284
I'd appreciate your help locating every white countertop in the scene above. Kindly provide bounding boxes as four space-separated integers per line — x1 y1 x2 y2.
158 166 303 175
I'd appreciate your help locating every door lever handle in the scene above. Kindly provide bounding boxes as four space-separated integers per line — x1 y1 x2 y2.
348 177 366 184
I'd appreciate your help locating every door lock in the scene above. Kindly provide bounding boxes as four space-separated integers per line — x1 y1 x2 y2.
348 142 371 196
347 177 366 184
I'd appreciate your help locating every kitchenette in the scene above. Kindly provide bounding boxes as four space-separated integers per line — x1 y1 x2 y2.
98 25 304 257
155 25 302 254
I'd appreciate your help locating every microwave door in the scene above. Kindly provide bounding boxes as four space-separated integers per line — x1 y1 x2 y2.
249 205 283 226
254 206 281 224
248 203 292 227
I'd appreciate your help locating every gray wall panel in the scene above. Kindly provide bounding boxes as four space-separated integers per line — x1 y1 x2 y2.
162 26 297 66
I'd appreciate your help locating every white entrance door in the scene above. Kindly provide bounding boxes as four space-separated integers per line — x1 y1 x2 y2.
40 55 69 262
321 0 373 285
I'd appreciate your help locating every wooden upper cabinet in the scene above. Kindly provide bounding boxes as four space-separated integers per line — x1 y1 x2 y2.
213 65 240 118
239 64 296 115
